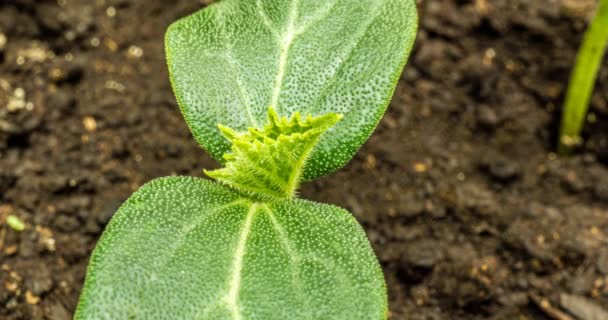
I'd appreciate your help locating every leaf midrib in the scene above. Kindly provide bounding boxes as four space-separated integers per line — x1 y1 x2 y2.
136 199 250 317
223 203 259 320
270 0 300 114
269 0 341 116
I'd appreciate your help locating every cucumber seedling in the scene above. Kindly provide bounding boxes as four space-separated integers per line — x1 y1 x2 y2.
559 0 608 154
76 1 417 319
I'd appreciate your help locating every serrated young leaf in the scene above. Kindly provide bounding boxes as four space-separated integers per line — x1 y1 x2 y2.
76 177 386 320
205 108 342 200
166 0 418 179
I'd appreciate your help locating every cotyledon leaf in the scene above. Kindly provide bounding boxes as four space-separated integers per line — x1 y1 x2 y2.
75 177 386 319
166 0 418 180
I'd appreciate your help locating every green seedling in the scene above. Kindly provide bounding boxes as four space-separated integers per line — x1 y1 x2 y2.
559 0 608 153
6 215 25 232
76 1 417 319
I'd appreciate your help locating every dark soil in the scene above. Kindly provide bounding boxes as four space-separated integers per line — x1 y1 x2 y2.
1 0 608 319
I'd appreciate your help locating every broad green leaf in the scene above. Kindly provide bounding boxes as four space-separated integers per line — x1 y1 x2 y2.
205 108 342 200
76 177 386 319
166 0 418 179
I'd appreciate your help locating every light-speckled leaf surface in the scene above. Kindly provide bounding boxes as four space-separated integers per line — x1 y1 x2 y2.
76 177 386 319
166 0 417 179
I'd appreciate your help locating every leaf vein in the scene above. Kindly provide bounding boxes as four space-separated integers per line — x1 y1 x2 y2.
293 0 339 35
219 7 258 127
309 3 384 114
292 203 355 289
270 0 300 113
137 199 250 313
224 203 259 320
263 204 313 320
255 0 281 39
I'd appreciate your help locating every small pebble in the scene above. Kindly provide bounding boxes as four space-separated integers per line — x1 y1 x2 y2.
480 154 520 183
4 245 17 255
127 45 143 59
560 170 586 193
477 105 499 128
498 292 529 307
106 6 117 17
488 160 520 182
560 293 608 320
568 268 595 294
401 240 443 268
25 291 40 305
53 215 80 232
82 116 97 132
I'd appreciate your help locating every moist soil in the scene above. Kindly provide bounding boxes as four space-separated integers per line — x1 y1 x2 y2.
1 0 608 319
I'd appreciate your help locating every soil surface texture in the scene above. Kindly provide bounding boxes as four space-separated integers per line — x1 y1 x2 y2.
1 0 608 319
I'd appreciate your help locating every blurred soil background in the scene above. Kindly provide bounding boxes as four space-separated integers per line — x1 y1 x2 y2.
1 0 608 319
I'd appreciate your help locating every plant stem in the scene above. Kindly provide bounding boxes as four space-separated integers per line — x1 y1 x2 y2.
558 0 608 154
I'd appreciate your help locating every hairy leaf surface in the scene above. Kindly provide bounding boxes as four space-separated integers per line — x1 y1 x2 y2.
166 0 417 179
76 177 386 319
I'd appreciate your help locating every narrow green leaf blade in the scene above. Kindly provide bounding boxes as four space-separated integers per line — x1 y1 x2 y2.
166 0 417 179
76 177 386 319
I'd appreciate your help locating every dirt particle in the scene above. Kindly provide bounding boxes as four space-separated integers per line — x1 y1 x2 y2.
561 0 596 19
35 226 56 252
82 116 97 132
598 249 608 275
498 292 528 307
4 281 18 293
560 293 608 320
568 268 596 295
559 170 586 193
41 175 69 193
402 240 443 269
364 154 376 170
127 45 143 59
482 48 496 66
48 61 84 84
24 267 53 296
44 302 71 320
4 245 17 255
413 162 427 173
25 291 40 305
53 215 80 232
104 38 118 52
0 33 6 52
105 79 125 92
476 105 500 129
106 6 117 17
6 88 28 112
480 156 521 183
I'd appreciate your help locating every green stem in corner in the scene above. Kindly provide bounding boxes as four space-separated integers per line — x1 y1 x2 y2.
559 0 608 154
205 107 342 201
